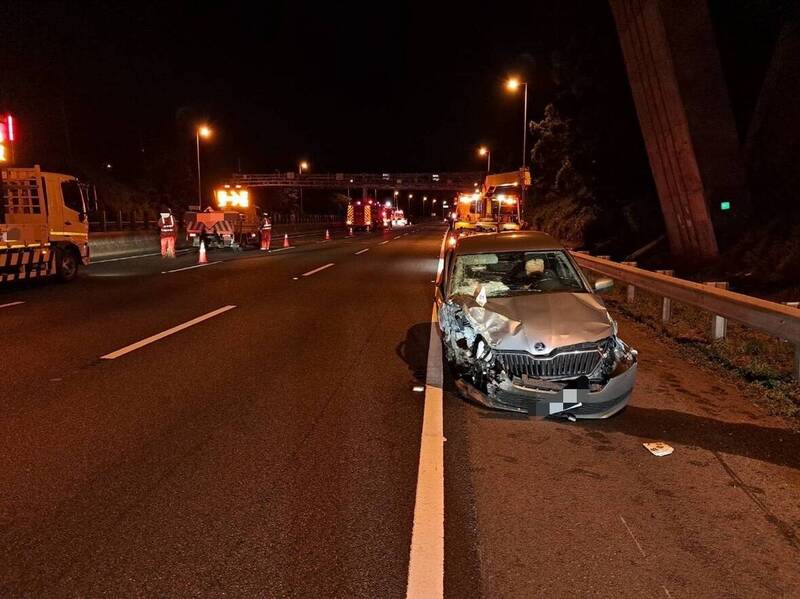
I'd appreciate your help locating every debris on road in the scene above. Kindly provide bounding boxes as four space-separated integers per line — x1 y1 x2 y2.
643 441 674 457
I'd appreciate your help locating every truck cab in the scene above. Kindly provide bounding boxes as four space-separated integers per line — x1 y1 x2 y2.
1 165 95 282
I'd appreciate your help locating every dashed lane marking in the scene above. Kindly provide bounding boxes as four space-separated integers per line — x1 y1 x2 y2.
378 240 390 245
301 263 335 277
354 248 370 255
93 249 192 264
100 305 237 360
0 301 24 310
161 261 222 274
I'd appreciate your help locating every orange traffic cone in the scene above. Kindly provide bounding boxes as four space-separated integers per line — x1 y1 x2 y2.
198 240 208 264
325 229 331 240
283 233 290 248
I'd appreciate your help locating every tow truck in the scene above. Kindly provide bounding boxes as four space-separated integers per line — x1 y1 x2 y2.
184 185 261 249
1 165 96 283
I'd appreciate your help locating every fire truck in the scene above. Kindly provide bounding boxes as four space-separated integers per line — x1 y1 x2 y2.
346 199 386 231
184 185 261 249
1 165 95 283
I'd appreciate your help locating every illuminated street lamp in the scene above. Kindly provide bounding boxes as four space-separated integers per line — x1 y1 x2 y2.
505 76 527 221
478 146 491 173
196 125 212 209
298 160 309 215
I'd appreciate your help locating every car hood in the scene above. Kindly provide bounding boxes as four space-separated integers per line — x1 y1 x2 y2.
451 292 614 354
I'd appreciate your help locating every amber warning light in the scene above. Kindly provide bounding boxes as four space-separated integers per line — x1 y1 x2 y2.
216 187 249 208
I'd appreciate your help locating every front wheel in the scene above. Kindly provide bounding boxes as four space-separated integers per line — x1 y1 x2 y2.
56 247 79 282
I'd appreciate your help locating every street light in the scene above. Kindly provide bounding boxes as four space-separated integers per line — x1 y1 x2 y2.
298 160 309 216
478 146 491 173
505 76 527 221
195 125 212 209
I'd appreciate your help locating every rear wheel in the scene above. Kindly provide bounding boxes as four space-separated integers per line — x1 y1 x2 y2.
56 247 79 282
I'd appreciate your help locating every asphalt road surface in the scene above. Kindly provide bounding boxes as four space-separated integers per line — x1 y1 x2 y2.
1 225 799 597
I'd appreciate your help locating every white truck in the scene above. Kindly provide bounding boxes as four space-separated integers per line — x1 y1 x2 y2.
0 165 96 283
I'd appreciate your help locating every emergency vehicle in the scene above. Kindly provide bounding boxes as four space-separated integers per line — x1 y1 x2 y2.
184 185 261 249
0 165 95 283
346 199 385 231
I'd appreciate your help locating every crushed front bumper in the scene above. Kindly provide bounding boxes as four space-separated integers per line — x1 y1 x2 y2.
455 363 637 419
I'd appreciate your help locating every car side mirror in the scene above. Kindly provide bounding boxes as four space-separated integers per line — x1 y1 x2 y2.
594 277 614 293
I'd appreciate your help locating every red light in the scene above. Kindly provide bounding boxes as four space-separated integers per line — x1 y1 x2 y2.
7 115 14 141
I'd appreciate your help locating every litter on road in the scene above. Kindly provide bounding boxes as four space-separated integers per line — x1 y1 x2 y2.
643 442 674 457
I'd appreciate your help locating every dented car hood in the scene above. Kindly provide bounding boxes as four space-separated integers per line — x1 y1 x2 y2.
450 292 614 354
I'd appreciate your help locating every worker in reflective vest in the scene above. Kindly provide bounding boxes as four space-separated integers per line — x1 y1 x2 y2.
260 212 272 251
158 208 177 258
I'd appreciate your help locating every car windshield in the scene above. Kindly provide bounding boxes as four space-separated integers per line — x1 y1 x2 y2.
449 250 586 297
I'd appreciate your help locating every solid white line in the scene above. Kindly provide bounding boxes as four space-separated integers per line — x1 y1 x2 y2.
378 240 390 245
354 248 370 255
0 301 24 310
101 305 236 359
301 262 335 277
406 303 444 599
161 261 221 274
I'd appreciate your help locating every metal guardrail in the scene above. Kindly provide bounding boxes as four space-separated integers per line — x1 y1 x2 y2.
572 252 800 378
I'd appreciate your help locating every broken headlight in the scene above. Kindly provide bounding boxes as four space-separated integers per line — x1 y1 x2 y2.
472 337 493 362
593 336 637 380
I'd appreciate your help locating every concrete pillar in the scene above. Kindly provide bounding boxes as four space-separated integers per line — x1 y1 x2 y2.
609 0 751 264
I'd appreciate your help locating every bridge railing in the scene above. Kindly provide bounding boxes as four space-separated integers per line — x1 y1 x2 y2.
232 171 484 190
571 252 800 379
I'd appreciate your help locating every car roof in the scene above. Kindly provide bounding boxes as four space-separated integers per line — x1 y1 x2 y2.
454 230 563 254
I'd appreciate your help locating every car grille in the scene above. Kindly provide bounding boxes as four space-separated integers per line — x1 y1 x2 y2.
495 348 602 379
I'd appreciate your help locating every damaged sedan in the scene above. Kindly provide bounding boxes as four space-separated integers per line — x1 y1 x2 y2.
435 231 637 419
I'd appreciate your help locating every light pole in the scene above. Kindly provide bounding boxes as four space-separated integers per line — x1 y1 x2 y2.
505 77 527 222
408 193 413 214
196 125 212 209
432 198 437 217
478 146 491 173
393 190 399 211
422 195 427 218
298 160 309 217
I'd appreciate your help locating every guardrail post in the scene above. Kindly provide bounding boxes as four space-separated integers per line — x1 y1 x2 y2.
704 282 729 340
656 270 675 322
621 261 637 302
101 210 108 232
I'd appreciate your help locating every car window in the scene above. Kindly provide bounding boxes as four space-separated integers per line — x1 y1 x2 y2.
450 250 586 297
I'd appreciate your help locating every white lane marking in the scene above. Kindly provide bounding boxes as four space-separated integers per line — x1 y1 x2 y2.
354 248 370 255
161 261 221 274
269 246 294 252
393 235 402 239
301 262 335 277
378 240 390 245
93 249 192 264
406 231 448 599
406 303 444 599
0 301 24 310
620 515 647 557
101 305 237 359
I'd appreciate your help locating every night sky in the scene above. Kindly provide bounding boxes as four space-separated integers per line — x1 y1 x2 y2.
0 1 784 200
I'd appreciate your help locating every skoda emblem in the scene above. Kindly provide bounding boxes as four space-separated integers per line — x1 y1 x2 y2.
534 342 546 352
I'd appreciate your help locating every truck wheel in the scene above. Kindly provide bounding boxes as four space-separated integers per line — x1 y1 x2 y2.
56 247 79 282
